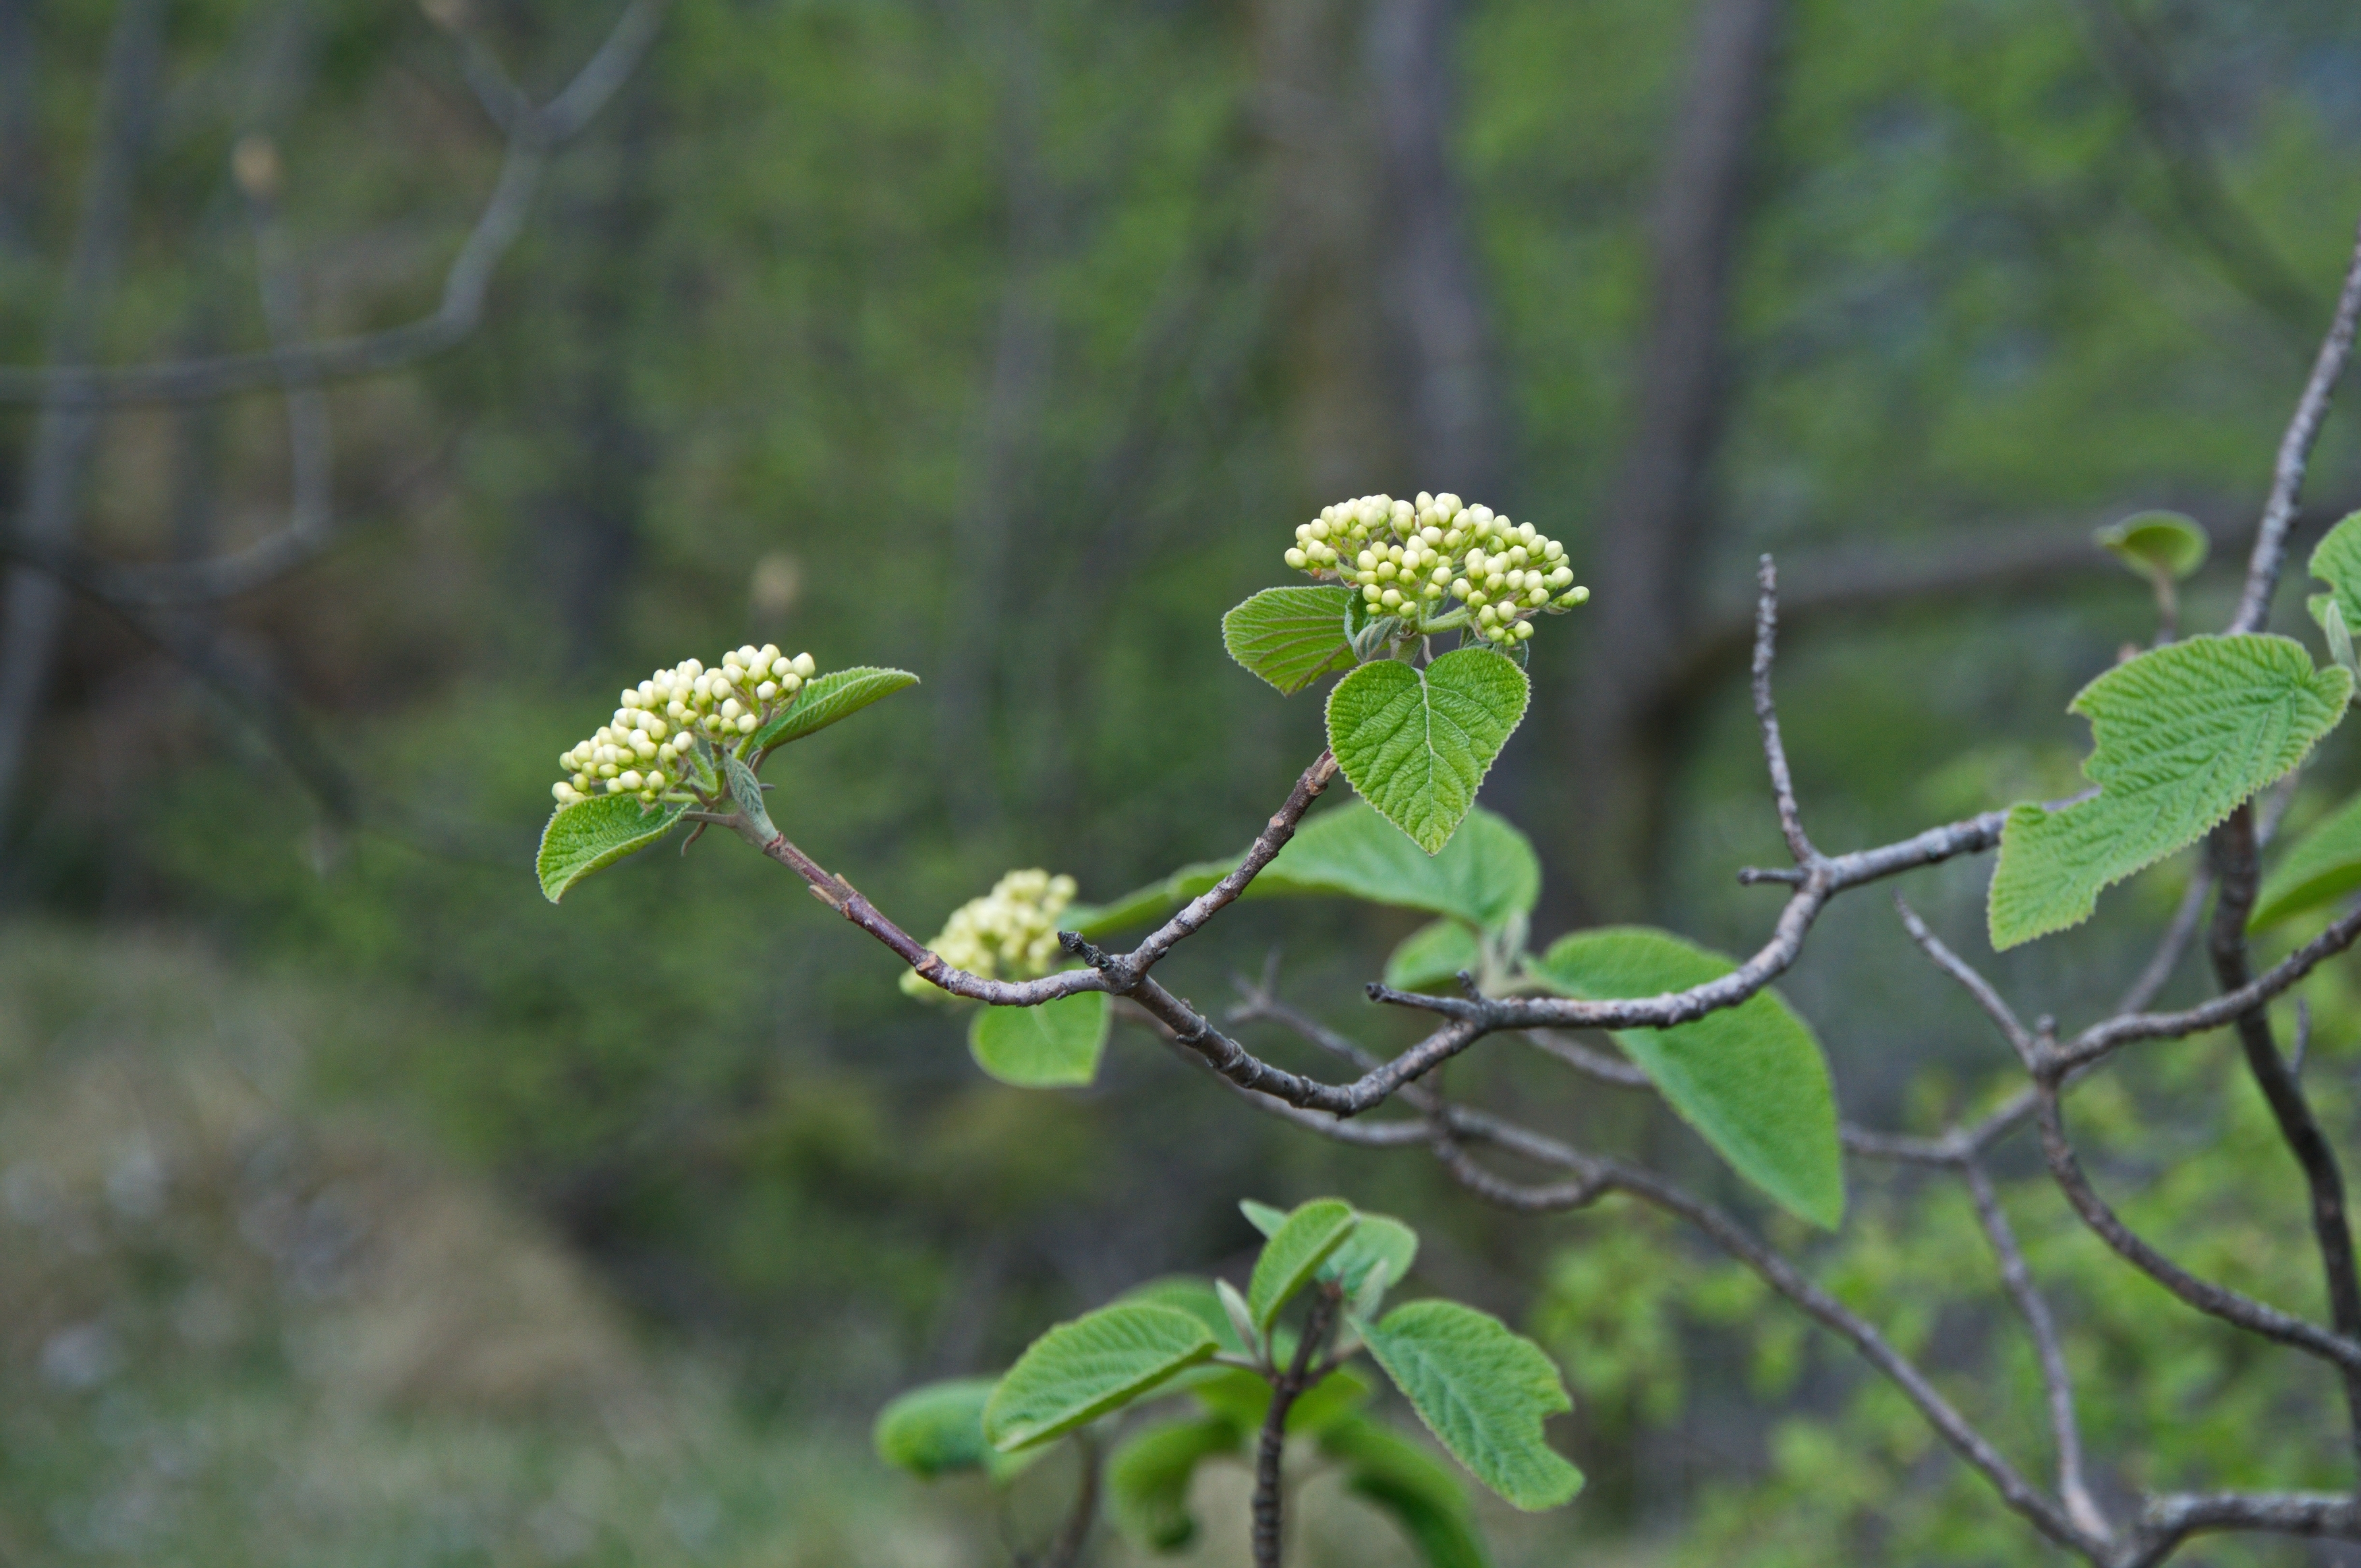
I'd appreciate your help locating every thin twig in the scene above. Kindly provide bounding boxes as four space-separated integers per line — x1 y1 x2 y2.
1753 554 1815 863
2227 210 2361 635
1965 1159 2106 1540
1894 896 2037 1068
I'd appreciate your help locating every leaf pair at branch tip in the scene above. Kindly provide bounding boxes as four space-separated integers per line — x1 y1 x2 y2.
1987 634 2350 950
536 664 918 902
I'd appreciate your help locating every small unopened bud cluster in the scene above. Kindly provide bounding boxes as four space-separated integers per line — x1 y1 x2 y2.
900 869 1080 999
553 644 820 807
1284 491 1588 645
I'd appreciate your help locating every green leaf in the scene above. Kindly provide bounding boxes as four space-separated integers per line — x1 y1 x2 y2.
1260 802 1540 931
1246 1198 1358 1331
536 794 686 903
1329 1215 1419 1311
1319 1416 1493 1568
1189 1364 1375 1436
2097 510 2209 581
1326 649 1530 855
2312 594 2359 679
984 1303 1218 1452
749 666 919 755
1528 927 1845 1229
2253 791 2361 930
874 1378 1032 1484
2310 512 2361 635
1988 635 2352 949
1223 586 1358 695
1062 805 1540 940
1121 1277 1249 1356
967 991 1110 1088
1356 1300 1582 1511
1106 1416 1244 1552
1241 1199 1418 1311
1386 919 1484 992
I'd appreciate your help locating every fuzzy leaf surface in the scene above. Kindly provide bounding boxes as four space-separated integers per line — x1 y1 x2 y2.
536 795 686 903
749 666 919 754
1107 1416 1244 1551
984 1304 1217 1451
2253 790 2361 929
1319 1416 1493 1568
1326 649 1529 854
967 990 1109 1088
1246 1198 1357 1331
1222 586 1357 695
1988 635 2350 949
1529 927 1844 1229
1241 1198 1417 1308
1357 1300 1581 1511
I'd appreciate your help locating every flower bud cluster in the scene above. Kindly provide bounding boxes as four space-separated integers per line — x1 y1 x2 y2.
553 644 820 807
1284 491 1588 645
900 869 1081 999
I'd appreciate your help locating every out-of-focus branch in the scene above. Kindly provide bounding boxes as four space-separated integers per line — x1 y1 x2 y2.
2066 0 2324 343
2227 212 2361 635
0 0 671 408
0 0 165 843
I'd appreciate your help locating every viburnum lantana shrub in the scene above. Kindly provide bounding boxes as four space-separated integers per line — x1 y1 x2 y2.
537 459 2361 1568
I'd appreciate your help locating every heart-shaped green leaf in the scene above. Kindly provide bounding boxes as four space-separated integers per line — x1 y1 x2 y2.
1326 649 1529 855
750 666 919 755
2252 790 2361 930
968 990 1110 1088
1529 928 1844 1229
1357 1300 1581 1511
1107 1416 1245 1551
984 1303 1218 1452
1318 1416 1494 1568
1246 1198 1358 1331
1223 586 1357 695
2097 510 2209 581
1989 635 2350 949
536 794 687 903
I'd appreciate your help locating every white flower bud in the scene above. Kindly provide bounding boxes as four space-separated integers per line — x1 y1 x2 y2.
1357 550 1378 571
758 680 779 700
1562 585 1590 605
1364 585 1383 603
793 652 816 678
1422 582 1445 598
737 714 758 733
1436 493 1462 517
783 672 803 694
553 782 573 803
1479 604 1498 625
1452 578 1471 598
1543 540 1564 561
1508 545 1529 566
1309 519 1330 540
603 777 624 793
1381 588 1403 608
615 770 642 791
647 770 669 791
1285 548 1308 569
1486 573 1506 592
1515 620 1535 640
721 698 743 720
668 701 689 720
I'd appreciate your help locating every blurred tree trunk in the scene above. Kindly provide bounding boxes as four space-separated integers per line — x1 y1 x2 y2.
934 9 1054 836
0 0 36 259
1566 0 1787 914
1367 0 1504 506
529 94 658 674
0 0 162 859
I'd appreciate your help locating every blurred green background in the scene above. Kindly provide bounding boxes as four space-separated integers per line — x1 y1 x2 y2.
5 0 2361 1560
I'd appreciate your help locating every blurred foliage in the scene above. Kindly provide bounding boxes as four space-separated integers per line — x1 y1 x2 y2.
4 0 2361 1560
